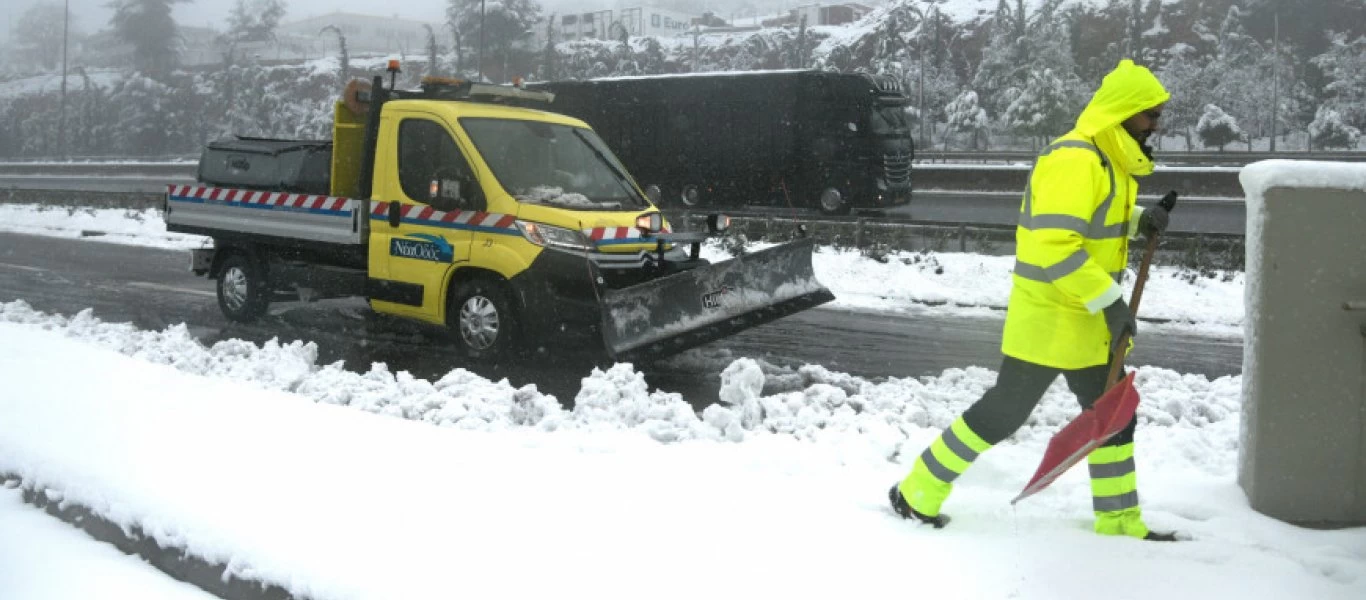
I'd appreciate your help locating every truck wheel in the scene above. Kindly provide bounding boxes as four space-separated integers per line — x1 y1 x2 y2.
449 278 519 360
217 254 269 323
680 184 702 208
817 187 850 216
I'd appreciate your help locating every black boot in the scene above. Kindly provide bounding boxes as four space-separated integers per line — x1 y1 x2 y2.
1144 530 1181 542
888 485 950 528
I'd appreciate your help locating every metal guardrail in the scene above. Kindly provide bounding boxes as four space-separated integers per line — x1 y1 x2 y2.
0 154 197 163
917 150 1366 165
0 162 196 177
3 150 1361 173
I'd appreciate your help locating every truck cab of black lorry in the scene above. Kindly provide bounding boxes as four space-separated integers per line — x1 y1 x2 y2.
529 69 914 216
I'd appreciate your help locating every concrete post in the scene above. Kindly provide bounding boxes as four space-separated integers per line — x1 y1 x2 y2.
1238 160 1366 527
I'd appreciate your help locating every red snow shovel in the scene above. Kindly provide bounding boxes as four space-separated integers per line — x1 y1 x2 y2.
1011 191 1178 505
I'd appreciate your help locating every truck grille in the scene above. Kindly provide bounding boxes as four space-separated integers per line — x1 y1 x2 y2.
862 74 905 95
883 152 912 184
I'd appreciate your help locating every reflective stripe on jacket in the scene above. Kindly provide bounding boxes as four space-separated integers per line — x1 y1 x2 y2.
1001 60 1170 369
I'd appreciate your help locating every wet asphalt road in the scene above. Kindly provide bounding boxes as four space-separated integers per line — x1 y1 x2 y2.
0 231 1244 408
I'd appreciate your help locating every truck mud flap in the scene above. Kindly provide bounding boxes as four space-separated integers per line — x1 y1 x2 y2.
601 238 834 363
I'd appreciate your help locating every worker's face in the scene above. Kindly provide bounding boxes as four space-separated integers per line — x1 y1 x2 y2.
1122 103 1164 145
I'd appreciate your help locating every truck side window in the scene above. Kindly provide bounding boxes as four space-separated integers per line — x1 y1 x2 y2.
397 119 472 205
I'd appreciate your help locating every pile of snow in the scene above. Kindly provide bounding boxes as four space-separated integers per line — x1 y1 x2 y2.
0 206 208 251
3 301 1363 600
0 300 1240 456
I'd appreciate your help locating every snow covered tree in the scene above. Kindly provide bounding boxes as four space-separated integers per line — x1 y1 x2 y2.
12 3 72 71
1203 5 1264 148
447 0 542 82
424 24 441 78
540 15 555 81
1156 47 1211 150
108 0 188 77
972 0 1023 115
632 37 669 76
1310 33 1366 132
1196 103 1242 151
106 73 172 155
1001 67 1072 147
1308 105 1361 150
1125 0 1144 61
69 68 114 156
972 0 1077 118
944 89 990 150
226 0 286 44
793 13 809 69
1138 0 1168 68
1244 0 1366 68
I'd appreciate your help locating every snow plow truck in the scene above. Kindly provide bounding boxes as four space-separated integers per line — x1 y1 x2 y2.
164 66 834 363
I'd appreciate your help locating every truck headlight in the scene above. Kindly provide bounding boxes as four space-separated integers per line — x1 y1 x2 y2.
516 220 595 252
635 212 663 234
707 213 730 233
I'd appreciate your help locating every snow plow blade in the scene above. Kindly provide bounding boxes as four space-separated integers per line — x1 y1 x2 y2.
601 238 834 363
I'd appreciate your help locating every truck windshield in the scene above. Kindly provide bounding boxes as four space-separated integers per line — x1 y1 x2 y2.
460 117 648 210
870 104 910 135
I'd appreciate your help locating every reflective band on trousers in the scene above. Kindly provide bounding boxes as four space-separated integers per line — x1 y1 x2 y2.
1093 490 1140 511
1018 139 1127 240
919 427 978 484
1088 457 1136 479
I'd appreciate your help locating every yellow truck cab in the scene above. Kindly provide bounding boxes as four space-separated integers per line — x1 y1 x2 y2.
166 71 832 363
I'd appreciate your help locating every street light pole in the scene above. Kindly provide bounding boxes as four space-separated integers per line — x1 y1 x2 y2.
478 0 486 81
1270 12 1278 152
60 0 69 159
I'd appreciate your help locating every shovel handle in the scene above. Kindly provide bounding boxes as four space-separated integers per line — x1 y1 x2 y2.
1105 191 1178 387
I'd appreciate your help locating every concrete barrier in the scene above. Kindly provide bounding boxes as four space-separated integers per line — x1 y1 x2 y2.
912 164 1243 197
0 188 163 210
1238 160 1366 527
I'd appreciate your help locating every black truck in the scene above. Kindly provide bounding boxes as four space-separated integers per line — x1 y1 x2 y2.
528 69 914 215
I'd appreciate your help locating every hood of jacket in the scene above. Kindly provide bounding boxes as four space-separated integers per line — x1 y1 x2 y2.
1075 59 1170 138
1075 59 1170 177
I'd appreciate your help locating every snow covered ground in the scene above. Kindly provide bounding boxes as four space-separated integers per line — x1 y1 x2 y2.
2 204 1361 599
0 485 217 600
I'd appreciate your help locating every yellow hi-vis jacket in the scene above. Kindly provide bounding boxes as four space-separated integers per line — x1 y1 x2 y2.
1001 60 1170 370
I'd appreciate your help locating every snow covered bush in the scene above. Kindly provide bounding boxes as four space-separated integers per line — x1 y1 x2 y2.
1196 104 1242 150
943 89 989 150
1308 105 1362 150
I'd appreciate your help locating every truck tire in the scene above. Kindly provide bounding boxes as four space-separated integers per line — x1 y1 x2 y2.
216 254 269 323
817 187 850 216
449 278 519 360
680 184 702 208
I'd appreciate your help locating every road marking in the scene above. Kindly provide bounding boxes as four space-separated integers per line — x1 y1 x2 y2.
0 262 46 273
126 281 216 298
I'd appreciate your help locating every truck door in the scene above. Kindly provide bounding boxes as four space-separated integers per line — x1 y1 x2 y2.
368 113 481 323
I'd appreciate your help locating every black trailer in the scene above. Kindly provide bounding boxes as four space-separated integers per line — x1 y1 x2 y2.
529 69 914 215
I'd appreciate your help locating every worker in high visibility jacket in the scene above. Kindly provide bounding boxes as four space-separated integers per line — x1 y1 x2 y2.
888 59 1177 541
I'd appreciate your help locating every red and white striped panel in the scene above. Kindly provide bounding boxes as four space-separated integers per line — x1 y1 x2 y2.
369 201 518 231
583 223 673 241
168 185 354 213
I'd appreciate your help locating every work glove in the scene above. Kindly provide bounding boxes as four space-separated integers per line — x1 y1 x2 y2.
1102 298 1137 353
1138 204 1169 238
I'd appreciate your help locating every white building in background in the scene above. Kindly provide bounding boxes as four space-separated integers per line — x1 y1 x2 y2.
762 3 873 27
534 6 700 45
